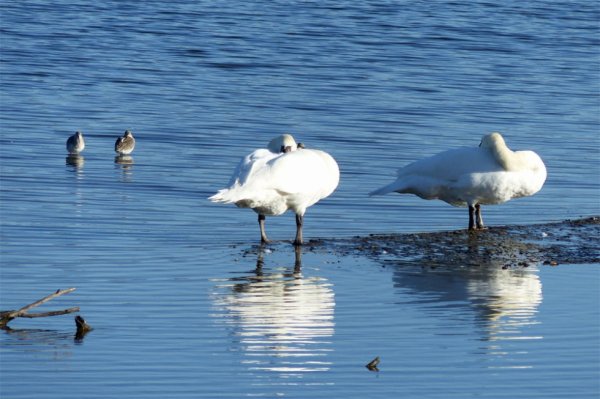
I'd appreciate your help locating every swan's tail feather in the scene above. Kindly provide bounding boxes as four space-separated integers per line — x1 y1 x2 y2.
208 189 236 203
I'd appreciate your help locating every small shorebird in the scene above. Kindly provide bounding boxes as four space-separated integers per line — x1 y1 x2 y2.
66 131 85 154
209 134 340 245
115 130 135 155
370 132 547 230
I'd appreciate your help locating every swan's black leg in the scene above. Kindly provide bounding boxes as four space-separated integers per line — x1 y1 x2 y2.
475 204 484 229
258 214 270 244
468 205 476 231
294 214 303 246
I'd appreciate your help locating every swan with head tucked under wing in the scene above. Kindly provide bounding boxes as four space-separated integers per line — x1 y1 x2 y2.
209 134 340 245
369 132 546 230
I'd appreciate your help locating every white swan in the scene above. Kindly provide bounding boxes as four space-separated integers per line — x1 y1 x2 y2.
370 132 547 230
209 134 340 245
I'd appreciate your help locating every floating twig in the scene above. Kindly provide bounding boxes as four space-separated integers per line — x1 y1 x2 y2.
0 288 79 328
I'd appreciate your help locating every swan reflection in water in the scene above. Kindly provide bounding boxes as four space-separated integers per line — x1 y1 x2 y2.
211 247 335 377
466 267 542 343
392 241 542 368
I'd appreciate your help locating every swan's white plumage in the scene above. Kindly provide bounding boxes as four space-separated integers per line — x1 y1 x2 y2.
209 134 339 243
213 148 338 215
370 133 546 227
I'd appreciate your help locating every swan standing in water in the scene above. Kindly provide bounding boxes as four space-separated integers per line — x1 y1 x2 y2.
209 134 339 245
115 130 135 155
66 131 85 154
370 133 546 230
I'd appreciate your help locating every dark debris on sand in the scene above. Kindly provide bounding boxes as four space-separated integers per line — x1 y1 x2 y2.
304 217 600 268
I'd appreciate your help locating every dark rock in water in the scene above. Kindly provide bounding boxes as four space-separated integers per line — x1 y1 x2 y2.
74 315 93 341
366 356 380 371
306 217 600 268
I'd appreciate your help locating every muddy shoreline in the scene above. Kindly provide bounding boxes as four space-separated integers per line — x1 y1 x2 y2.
300 217 600 268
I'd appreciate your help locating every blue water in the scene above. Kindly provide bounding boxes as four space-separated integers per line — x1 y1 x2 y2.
1 1 599 398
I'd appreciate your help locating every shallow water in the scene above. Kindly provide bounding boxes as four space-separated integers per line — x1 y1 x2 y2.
1 246 599 398
1 1 599 398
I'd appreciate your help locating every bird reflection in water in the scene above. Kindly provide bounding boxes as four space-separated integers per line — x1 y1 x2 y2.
392 236 542 368
114 155 134 181
66 154 84 170
66 155 85 212
467 267 542 341
462 234 543 346
211 246 335 378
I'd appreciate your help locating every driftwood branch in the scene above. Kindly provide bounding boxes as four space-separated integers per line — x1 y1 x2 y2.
19 307 81 318
0 288 78 328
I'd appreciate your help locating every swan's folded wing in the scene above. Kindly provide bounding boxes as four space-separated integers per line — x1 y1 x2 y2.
209 149 279 203
370 147 501 196
397 147 499 178
228 149 278 186
267 149 339 197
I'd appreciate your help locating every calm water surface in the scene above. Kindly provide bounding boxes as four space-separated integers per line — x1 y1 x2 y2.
1 1 599 398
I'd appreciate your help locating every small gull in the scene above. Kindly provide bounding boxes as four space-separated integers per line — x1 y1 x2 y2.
115 130 135 155
66 131 85 155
